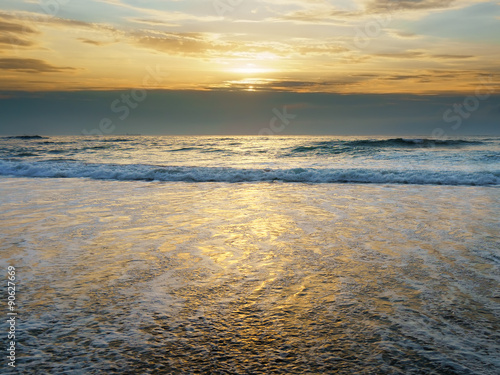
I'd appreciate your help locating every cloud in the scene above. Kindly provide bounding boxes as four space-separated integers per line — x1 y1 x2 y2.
208 74 375 92
385 74 428 80
279 8 361 24
0 1 495 94
378 69 494 85
366 0 456 13
374 51 475 60
99 0 219 22
0 35 35 47
134 31 349 59
48 17 101 28
0 15 39 49
296 43 349 55
0 19 37 33
268 80 359 89
0 58 76 73
431 54 474 59
128 18 180 27
375 51 426 58
0 11 124 53
134 32 220 55
387 29 419 38
1 11 118 33
77 38 110 46
269 0 460 24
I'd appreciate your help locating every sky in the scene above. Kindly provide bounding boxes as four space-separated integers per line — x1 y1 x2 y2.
0 0 499 135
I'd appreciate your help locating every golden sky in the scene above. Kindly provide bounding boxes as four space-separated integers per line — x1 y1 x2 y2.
0 0 499 93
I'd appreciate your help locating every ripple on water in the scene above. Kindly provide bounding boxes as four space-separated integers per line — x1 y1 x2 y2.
1 179 498 374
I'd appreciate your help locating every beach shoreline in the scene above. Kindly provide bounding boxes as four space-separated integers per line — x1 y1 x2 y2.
1 177 499 373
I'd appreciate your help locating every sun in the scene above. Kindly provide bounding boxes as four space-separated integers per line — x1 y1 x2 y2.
231 63 274 74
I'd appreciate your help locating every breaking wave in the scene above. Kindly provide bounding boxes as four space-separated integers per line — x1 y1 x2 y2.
0 160 498 186
347 138 484 147
4 135 48 140
290 138 484 154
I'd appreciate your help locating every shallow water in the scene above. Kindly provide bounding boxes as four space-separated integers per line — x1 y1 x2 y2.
1 177 499 374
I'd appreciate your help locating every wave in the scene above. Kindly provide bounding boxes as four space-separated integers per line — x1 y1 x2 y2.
82 145 114 150
290 145 349 154
5 135 48 140
32 146 111 154
13 152 39 157
0 160 498 186
169 147 199 152
167 147 232 153
290 138 484 154
347 138 483 147
99 138 134 143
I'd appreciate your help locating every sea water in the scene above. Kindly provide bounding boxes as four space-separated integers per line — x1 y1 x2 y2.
0 135 499 185
0 135 499 374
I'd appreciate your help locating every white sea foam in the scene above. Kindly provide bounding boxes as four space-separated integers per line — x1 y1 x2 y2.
0 160 498 186
1 178 499 373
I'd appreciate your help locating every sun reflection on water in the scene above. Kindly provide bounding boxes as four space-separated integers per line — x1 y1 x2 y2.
3 179 499 373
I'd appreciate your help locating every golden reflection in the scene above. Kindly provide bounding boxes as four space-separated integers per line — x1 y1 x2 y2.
5 178 498 373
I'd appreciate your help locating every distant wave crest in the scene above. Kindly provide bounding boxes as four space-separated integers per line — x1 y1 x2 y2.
290 138 484 154
0 160 498 186
348 138 484 147
4 135 48 140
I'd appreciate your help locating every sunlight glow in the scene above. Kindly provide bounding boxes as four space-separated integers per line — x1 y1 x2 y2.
231 64 275 74
0 0 498 93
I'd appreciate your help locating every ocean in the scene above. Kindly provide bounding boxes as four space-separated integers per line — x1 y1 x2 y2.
0 135 499 374
1 135 499 185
